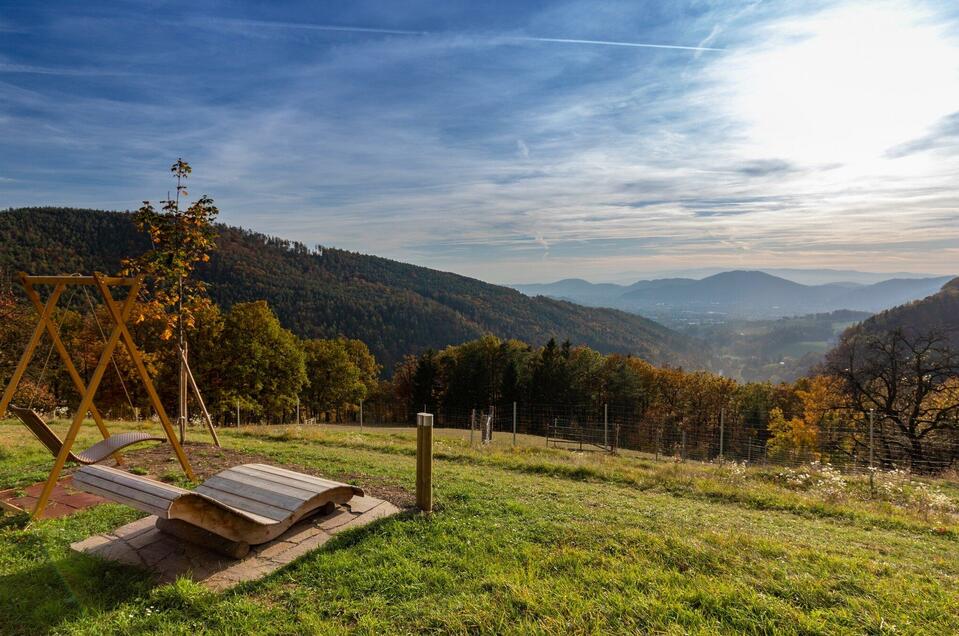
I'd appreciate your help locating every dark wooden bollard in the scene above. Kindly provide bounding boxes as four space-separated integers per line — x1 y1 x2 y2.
416 412 433 512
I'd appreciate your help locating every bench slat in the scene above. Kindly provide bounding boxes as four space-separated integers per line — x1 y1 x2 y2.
211 469 320 500
240 464 349 491
225 465 339 496
199 475 305 512
73 472 172 518
193 484 290 521
77 482 168 518
78 465 187 500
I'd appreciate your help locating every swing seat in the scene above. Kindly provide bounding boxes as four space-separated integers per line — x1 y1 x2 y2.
8 405 165 465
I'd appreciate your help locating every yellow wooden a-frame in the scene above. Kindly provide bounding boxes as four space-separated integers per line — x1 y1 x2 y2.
0 272 195 517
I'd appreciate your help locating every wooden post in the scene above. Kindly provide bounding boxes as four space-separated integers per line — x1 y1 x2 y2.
93 275 195 481
604 403 608 451
416 412 433 512
719 407 725 465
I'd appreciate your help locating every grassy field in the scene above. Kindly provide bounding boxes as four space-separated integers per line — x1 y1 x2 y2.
1 419 958 635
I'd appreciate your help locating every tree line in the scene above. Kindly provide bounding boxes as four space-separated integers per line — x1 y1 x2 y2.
0 207 706 370
0 288 379 425
390 327 958 473
2 283 957 472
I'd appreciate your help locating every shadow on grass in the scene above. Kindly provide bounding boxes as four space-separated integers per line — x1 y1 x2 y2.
228 509 422 596
0 552 154 636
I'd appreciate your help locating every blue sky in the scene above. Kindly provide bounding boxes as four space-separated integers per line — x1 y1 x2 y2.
1 1 958 283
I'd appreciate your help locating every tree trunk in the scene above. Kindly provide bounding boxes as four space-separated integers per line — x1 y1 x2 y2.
908 435 925 473
179 341 188 443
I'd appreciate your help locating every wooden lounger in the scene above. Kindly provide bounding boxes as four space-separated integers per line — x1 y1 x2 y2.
74 463 364 557
9 405 164 464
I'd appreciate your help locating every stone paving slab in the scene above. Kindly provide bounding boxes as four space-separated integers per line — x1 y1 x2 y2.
71 495 400 590
0 475 108 519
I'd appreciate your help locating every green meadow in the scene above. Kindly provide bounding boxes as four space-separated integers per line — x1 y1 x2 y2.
1 419 957 635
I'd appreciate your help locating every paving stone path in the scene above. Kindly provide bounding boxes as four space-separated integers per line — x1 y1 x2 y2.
71 495 400 590
0 475 107 518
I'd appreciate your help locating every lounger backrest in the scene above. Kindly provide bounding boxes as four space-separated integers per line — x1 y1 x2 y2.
8 405 66 458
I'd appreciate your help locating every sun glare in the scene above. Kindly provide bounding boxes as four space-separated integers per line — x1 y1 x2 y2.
717 3 959 166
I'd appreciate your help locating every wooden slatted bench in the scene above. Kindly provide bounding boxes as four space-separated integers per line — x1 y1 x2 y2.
74 464 364 558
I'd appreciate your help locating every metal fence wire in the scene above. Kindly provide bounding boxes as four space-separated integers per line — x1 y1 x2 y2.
314 398 959 476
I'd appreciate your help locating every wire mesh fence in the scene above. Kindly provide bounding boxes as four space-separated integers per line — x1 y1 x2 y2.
271 398 959 477
31 395 957 477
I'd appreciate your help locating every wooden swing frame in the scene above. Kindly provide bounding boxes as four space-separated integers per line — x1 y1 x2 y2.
0 272 196 518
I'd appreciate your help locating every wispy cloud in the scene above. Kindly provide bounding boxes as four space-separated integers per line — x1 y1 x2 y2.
1 1 958 282
886 111 959 158
0 63 133 76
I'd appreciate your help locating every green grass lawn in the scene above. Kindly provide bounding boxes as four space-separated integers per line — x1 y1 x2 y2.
1 419 958 635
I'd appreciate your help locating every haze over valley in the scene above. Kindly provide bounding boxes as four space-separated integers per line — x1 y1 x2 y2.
514 270 956 380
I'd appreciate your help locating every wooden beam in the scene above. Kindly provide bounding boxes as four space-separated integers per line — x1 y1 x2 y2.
180 346 221 447
32 282 135 517
21 275 138 286
0 280 64 416
93 274 196 481
18 277 123 464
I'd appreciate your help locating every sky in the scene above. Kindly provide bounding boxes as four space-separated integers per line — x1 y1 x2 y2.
1 0 958 284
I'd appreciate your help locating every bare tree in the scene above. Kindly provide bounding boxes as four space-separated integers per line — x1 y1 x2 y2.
825 327 959 472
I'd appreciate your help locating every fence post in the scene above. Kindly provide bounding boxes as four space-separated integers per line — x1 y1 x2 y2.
512 401 517 446
869 408 875 493
604 403 608 451
719 407 725 464
416 412 433 512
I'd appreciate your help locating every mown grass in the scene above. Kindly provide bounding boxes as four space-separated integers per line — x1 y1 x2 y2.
1 419 958 635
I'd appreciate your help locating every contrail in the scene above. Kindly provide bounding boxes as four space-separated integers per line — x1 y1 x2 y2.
504 36 723 52
218 19 723 52
222 19 426 37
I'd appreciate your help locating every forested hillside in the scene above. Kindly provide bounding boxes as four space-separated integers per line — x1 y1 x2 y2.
842 277 959 346
0 207 703 369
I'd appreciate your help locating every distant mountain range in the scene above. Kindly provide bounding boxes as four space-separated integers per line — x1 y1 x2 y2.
0 208 705 370
513 271 956 322
601 267 942 286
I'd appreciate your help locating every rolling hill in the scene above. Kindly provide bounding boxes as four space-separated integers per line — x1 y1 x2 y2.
0 207 704 370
